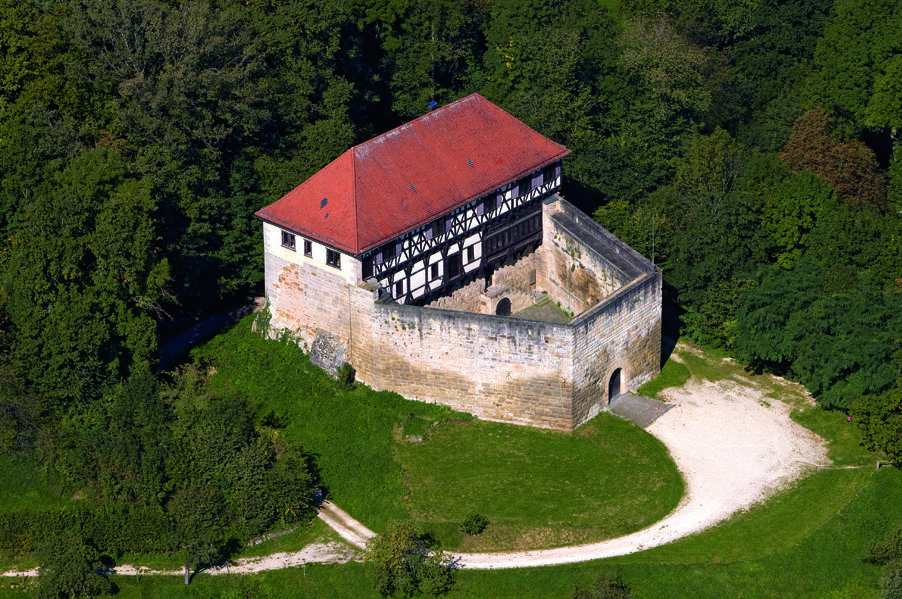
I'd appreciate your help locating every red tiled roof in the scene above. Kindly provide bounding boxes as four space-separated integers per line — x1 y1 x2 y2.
255 93 570 255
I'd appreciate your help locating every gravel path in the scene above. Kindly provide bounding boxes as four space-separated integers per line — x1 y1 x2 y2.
2 370 830 576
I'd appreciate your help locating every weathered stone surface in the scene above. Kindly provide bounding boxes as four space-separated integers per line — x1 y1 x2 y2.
310 333 349 378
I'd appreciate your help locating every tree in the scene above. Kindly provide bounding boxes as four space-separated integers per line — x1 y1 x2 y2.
667 191 769 307
367 0 483 120
682 278 758 350
734 259 902 408
780 109 886 209
808 0 902 127
2 146 165 405
761 170 833 269
618 16 725 124
168 482 229 585
852 382 902 462
36 530 111 599
163 365 319 569
366 520 454 597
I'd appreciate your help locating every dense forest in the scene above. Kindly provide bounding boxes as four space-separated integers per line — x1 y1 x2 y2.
0 0 900 593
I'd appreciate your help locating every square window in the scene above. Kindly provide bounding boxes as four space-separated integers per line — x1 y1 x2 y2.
304 239 312 257
326 249 341 269
382 241 396 261
485 195 496 213
518 176 531 196
432 218 445 238
281 230 296 251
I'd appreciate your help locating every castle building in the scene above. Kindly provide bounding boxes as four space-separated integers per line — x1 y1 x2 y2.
256 94 662 431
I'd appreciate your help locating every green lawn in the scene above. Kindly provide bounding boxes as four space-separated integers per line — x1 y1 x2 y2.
636 355 690 399
191 317 463 532
193 317 683 550
5 467 891 599
4 328 899 598
397 415 682 551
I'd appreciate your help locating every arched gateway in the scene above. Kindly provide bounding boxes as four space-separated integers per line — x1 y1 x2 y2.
608 368 622 403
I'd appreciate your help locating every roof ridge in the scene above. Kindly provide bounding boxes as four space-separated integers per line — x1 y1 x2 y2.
350 93 483 152
255 93 570 256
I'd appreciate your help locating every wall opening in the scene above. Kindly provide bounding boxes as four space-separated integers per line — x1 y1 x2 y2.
495 297 512 316
608 368 622 403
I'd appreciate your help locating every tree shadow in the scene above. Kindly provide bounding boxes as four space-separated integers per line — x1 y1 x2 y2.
660 298 683 367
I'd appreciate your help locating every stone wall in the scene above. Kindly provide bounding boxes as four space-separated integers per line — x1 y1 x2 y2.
538 198 636 316
424 276 486 313
569 274 662 427
350 301 574 429
535 197 662 427
261 196 661 431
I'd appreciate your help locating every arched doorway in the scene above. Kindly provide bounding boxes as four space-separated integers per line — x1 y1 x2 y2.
495 297 512 316
608 368 622 403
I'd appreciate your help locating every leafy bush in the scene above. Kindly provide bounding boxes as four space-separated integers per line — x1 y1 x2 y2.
366 520 454 597
572 571 631 599
36 530 112 599
866 525 902 565
337 362 356 391
459 513 489 536
882 562 902 599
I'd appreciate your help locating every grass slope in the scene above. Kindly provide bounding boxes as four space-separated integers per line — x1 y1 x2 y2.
4 331 898 598
398 415 682 551
192 317 462 531
194 317 682 549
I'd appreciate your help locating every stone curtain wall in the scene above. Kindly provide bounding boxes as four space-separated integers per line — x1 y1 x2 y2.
350 300 575 429
569 274 662 427
538 197 635 315
536 197 662 426
261 198 661 431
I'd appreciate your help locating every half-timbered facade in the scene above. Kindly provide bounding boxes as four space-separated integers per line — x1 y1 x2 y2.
256 93 569 305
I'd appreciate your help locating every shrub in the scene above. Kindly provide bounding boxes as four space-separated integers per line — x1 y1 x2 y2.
459 513 489 536
366 521 454 597
573 571 631 599
337 362 356 391
866 525 902 565
882 561 902 599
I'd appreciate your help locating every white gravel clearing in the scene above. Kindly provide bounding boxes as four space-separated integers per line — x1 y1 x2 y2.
1 373 831 576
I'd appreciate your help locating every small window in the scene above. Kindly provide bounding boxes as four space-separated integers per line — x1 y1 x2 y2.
432 218 445 238
382 241 396 261
485 195 496 213
362 256 374 279
395 280 403 297
326 249 341 269
304 239 312 257
518 176 531 196
431 263 439 280
281 230 296 251
467 246 475 263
